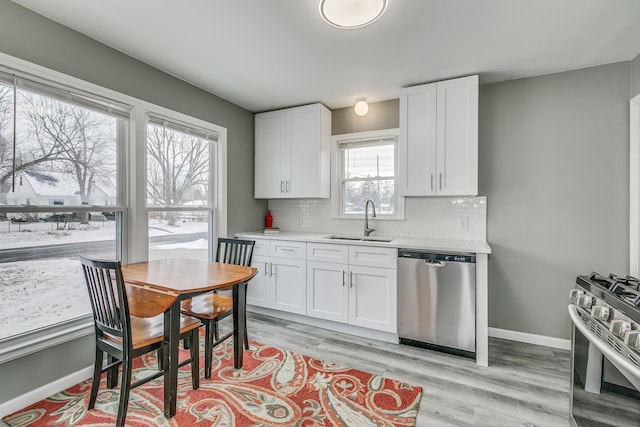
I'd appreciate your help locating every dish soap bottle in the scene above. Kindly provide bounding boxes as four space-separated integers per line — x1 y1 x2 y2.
265 210 273 229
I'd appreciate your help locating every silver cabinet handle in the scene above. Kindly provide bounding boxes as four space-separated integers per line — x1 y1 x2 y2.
439 173 443 190
342 270 346 287
286 180 290 193
270 262 274 277
264 261 268 276
279 248 295 252
430 173 434 191
349 271 354 288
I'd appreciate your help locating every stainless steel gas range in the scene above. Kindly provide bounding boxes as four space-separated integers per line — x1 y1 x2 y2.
570 273 640 426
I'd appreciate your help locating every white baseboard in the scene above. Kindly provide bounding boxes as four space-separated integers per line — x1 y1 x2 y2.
489 327 571 351
0 366 92 418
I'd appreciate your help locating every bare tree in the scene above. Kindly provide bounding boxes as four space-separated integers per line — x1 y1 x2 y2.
20 92 116 205
147 123 209 210
0 88 71 189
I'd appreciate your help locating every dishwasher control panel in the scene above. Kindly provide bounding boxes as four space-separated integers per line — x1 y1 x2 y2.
398 249 475 263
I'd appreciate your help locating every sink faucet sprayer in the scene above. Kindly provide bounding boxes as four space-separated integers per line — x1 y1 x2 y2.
364 199 377 236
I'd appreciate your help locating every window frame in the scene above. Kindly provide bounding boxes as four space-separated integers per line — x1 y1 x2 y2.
331 128 404 220
0 51 228 362
144 113 221 262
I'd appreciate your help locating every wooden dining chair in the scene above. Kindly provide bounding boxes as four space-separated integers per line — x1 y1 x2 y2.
80 256 201 427
180 238 255 378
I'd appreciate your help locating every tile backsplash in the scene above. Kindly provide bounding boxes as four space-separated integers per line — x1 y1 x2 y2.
267 196 487 241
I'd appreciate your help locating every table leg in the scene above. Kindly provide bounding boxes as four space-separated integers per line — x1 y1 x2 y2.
232 282 246 369
163 301 180 418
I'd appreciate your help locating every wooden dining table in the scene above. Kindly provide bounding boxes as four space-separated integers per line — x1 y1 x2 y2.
121 258 258 419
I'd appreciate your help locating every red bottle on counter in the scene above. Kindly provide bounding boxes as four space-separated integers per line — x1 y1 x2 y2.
265 210 273 228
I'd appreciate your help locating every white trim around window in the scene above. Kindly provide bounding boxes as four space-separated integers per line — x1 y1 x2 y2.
331 128 404 220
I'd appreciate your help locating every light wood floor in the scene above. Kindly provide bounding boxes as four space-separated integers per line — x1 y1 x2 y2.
244 312 571 427
3 313 571 427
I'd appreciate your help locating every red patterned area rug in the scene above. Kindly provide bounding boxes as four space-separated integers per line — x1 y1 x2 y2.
4 339 422 426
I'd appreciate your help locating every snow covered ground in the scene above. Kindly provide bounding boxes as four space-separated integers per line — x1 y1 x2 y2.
0 218 209 340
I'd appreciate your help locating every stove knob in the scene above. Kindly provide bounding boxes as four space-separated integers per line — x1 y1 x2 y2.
624 331 640 351
610 320 632 338
591 305 611 322
576 294 593 308
569 289 583 304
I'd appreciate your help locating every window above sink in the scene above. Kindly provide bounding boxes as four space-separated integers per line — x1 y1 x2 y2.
331 129 405 221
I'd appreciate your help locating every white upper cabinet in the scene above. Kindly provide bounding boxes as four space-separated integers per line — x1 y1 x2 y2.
399 75 478 196
255 103 331 199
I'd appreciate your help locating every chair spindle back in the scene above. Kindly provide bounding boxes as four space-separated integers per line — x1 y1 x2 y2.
216 238 255 267
80 256 130 340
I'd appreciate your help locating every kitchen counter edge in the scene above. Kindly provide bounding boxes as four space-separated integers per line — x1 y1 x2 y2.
234 231 491 254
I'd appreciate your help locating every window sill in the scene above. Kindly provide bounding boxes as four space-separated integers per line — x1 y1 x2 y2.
0 317 93 365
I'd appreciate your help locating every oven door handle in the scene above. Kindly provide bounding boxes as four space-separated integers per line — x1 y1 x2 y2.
568 304 640 390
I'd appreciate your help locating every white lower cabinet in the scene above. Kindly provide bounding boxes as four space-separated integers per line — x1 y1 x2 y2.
246 239 307 315
348 264 397 332
307 260 349 323
306 243 397 333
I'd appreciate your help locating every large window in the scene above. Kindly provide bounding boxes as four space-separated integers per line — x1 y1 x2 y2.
0 70 128 340
333 129 401 218
146 116 217 261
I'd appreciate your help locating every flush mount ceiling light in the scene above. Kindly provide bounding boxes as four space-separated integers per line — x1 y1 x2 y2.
354 97 369 116
319 0 388 29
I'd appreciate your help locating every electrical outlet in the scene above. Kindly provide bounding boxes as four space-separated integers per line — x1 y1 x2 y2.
456 216 468 231
297 214 303 225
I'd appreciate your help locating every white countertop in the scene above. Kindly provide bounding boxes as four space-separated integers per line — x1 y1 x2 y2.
235 231 491 254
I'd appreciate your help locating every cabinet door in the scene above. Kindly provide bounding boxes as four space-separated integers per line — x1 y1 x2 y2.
288 104 330 198
399 83 437 196
307 261 349 323
436 75 478 196
270 257 307 315
247 255 270 308
255 110 288 198
348 265 397 333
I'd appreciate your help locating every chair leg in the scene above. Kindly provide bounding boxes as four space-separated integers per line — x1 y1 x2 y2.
115 357 133 427
213 320 219 341
204 321 214 379
244 311 249 350
88 348 103 409
107 355 119 389
190 329 199 389
157 347 164 371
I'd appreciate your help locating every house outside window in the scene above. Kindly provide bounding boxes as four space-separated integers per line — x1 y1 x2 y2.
0 69 128 341
332 129 403 219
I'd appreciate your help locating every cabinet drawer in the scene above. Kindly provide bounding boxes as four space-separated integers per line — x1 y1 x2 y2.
349 246 397 269
271 240 306 259
307 243 349 264
252 239 271 257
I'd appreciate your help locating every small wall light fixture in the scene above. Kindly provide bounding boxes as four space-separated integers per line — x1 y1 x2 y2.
319 0 388 29
354 97 369 116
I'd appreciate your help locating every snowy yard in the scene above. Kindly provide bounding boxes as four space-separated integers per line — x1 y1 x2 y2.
0 218 209 340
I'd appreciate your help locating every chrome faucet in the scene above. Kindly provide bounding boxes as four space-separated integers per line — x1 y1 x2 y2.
364 199 377 236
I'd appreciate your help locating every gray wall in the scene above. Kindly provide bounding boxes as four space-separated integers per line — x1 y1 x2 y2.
633 52 640 97
332 63 633 341
332 99 399 135
0 1 264 405
480 62 631 338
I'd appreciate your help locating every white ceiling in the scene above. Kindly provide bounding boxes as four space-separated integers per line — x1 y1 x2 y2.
13 0 640 113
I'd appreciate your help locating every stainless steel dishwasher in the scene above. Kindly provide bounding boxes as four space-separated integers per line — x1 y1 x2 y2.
398 249 476 358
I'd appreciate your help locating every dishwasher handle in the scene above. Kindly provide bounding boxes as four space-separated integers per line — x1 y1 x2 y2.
424 259 446 267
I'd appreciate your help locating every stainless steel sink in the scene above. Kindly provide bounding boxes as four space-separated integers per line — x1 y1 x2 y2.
325 235 393 243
